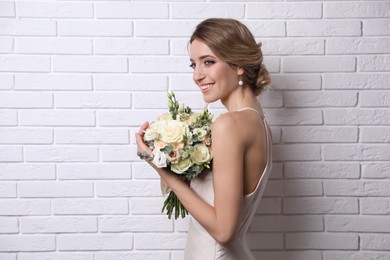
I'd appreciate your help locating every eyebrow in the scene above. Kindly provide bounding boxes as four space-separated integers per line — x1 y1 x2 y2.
190 55 216 62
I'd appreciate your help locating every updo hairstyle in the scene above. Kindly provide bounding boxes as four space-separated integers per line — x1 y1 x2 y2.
189 18 271 96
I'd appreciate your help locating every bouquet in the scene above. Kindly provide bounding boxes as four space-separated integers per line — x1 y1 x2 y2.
143 91 214 219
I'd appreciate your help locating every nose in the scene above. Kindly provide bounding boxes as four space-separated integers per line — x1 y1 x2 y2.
193 66 205 84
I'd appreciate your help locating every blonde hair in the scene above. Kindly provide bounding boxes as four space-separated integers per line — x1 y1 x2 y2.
190 18 271 96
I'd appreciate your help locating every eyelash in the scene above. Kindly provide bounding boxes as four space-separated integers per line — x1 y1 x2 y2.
189 60 215 69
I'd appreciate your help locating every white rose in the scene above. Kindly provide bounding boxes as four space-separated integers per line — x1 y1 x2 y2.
171 157 193 174
158 119 189 144
144 122 158 141
152 150 167 168
192 128 207 141
190 143 213 165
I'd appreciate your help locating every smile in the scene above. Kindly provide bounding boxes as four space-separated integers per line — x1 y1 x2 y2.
200 84 214 91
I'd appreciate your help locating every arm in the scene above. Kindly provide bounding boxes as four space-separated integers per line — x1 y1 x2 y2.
135 115 245 245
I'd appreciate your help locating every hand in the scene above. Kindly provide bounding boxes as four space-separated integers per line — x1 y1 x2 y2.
135 121 154 163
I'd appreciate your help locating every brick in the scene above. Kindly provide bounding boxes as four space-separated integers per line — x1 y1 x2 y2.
53 199 128 215
284 197 358 214
0 55 50 72
284 91 357 107
0 218 18 233
361 234 390 250
96 180 160 197
170 39 190 55
247 3 321 19
326 216 390 232
21 217 97 233
258 91 283 108
0 38 13 53
269 162 283 179
288 20 361 36
0 2 15 17
131 198 166 214
323 73 390 90
254 251 321 260
324 2 390 18
245 21 286 37
247 233 283 250
0 235 55 251
53 56 127 73
135 21 197 37
0 74 13 89
130 56 190 73
263 180 283 197
324 109 390 125
364 19 390 36
16 74 92 90
283 56 355 72
0 164 55 180
169 75 196 91
99 216 172 232
25 146 98 162
256 198 282 214
59 20 133 36
0 92 53 108
94 38 168 55
0 146 22 162
363 163 390 179
55 92 131 108
18 2 93 18
171 3 244 18
0 182 16 198
17 38 92 54
324 180 390 196
361 127 390 142
95 252 169 260
134 233 186 249
98 110 164 127
250 215 323 232
361 92 390 107
58 163 131 180
265 109 323 125
282 180 323 196
20 110 95 126
283 126 358 143
0 19 56 36
56 128 129 144
323 144 390 161
133 92 204 109
18 253 93 260
285 162 360 179
323 251 390 260
101 145 139 162
18 181 93 198
262 38 324 55
273 144 321 161
58 234 133 250
0 128 53 144
359 55 390 71
0 199 50 215
328 38 390 54
361 198 390 215
96 2 168 18
286 233 358 250
271 74 321 90
94 75 167 91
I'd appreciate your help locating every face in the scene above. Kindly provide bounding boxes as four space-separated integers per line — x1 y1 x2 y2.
189 39 241 103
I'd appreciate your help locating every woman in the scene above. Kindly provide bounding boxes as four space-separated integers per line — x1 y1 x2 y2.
136 18 272 260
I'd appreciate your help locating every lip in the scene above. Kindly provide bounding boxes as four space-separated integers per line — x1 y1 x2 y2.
199 83 214 94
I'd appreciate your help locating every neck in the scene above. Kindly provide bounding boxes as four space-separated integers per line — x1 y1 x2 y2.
221 85 261 112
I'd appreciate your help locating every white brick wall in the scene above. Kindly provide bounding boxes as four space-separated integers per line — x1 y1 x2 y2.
0 1 389 259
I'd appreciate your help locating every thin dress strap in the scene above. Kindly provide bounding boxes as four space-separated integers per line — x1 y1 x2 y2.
236 107 265 119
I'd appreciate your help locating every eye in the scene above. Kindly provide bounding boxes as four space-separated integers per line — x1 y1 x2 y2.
204 60 215 65
189 63 196 69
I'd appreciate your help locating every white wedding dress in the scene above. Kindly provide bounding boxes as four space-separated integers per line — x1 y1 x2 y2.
184 108 273 260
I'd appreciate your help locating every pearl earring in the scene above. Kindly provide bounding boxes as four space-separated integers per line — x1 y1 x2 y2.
238 75 243 86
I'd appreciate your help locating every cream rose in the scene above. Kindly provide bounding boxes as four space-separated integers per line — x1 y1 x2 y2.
171 157 193 174
152 150 167 168
158 119 189 144
144 122 158 141
190 143 213 165
192 128 207 141
158 113 173 121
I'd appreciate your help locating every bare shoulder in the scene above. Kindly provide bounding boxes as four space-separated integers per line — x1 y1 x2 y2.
211 112 246 144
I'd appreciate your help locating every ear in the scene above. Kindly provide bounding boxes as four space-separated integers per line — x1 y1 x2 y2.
237 67 244 75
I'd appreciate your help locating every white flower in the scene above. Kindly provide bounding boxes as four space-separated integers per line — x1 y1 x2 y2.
144 122 158 141
159 119 189 144
171 157 193 174
190 143 213 165
152 150 167 168
192 127 207 141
